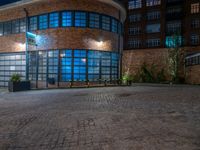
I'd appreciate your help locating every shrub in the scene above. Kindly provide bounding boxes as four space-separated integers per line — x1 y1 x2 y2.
10 74 21 82
130 63 167 83
156 69 166 83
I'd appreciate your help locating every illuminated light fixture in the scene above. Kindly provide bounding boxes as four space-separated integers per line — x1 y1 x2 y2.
97 40 103 47
18 43 26 50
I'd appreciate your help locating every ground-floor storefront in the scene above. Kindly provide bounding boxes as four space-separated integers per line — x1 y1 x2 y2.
0 49 119 88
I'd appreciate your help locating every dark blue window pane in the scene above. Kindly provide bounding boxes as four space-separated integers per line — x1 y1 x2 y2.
74 50 86 57
74 58 86 66
39 14 48 30
49 12 59 28
74 66 86 74
61 58 72 66
75 12 86 27
12 20 20 34
89 13 100 28
88 67 100 74
29 16 38 31
3 21 12 35
102 59 111 66
112 19 118 33
101 52 111 59
88 59 100 66
62 12 72 27
0 23 3 36
60 50 72 57
112 53 118 60
88 50 101 58
88 74 99 81
20 18 26 33
61 66 72 73
61 74 72 81
102 16 110 31
74 74 86 81
112 60 118 67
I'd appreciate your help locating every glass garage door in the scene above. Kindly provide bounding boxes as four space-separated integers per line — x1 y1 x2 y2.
0 52 26 87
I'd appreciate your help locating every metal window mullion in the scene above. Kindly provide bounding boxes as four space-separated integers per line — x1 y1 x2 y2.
36 51 39 88
72 50 74 82
86 50 88 82
46 50 48 88
57 50 60 87
110 53 112 82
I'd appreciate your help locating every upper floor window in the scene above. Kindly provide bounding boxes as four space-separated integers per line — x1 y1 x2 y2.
128 0 142 9
3 21 12 35
191 18 200 29
49 12 59 28
167 6 182 15
29 16 38 31
112 19 118 33
62 11 72 27
165 36 183 48
129 27 141 35
75 12 87 27
191 3 200 14
89 13 100 28
147 38 160 47
12 20 20 34
166 21 181 34
39 14 48 30
146 23 160 33
128 39 141 48
129 14 141 22
0 23 3 36
102 16 110 31
147 11 160 20
146 0 161 7
191 34 199 45
19 18 26 33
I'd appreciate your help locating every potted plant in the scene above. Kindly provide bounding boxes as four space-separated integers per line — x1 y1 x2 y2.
8 74 30 92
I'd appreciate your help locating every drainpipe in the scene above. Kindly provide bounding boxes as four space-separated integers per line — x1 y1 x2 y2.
23 8 29 81
118 10 123 81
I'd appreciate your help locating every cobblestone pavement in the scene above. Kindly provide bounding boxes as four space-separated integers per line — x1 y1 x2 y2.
0 85 200 150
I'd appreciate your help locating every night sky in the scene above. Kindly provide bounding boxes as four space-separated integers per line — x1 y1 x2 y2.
0 0 20 6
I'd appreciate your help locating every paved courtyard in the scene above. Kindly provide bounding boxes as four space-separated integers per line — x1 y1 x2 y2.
0 85 200 150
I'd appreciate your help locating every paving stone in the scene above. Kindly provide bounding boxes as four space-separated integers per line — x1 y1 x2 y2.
0 86 200 150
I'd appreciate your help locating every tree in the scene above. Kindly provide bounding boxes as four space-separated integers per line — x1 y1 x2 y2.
167 34 183 83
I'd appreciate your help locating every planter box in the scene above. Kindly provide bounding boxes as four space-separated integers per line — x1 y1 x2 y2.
8 81 31 92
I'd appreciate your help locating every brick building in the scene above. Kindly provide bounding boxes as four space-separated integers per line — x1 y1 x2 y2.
0 0 200 87
0 0 126 88
122 0 200 84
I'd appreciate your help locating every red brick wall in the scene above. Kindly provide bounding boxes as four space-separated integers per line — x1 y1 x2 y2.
122 47 200 84
122 48 169 75
0 0 120 21
185 65 200 84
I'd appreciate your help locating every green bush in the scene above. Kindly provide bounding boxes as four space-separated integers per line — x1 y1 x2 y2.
130 63 167 83
156 69 166 83
10 74 21 82
122 73 133 84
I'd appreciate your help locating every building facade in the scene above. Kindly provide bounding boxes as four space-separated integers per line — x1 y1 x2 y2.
0 0 126 88
123 0 200 84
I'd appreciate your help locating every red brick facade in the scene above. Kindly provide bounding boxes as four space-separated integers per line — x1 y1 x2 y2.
0 0 124 53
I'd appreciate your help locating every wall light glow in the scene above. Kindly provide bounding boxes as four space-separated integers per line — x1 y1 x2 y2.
18 43 26 51
97 41 103 47
84 38 111 50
